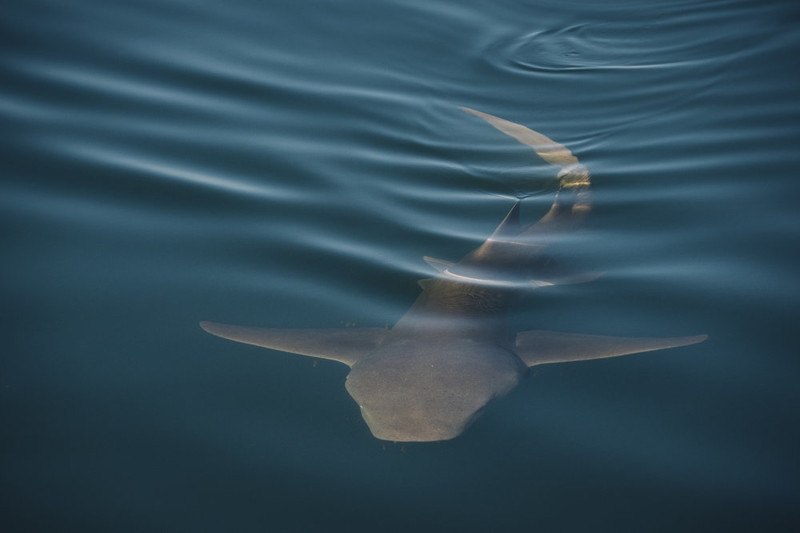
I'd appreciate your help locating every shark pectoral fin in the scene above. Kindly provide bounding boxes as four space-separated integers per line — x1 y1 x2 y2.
199 321 388 367
515 330 707 367
417 278 435 290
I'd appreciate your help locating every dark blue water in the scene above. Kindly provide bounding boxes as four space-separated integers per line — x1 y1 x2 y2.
3 0 799 531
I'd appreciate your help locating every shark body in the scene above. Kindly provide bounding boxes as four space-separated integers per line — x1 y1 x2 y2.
201 108 706 442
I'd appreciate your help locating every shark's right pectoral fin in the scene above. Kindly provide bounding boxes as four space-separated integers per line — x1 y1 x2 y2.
199 321 388 367
515 330 707 367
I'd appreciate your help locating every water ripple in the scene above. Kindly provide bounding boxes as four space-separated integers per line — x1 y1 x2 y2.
487 6 772 76
9 58 262 117
52 141 302 202
506 24 694 72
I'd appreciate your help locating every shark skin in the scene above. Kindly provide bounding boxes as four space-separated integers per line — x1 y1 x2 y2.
200 108 707 442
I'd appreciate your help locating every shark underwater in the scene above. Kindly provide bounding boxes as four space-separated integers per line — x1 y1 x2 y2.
201 107 707 442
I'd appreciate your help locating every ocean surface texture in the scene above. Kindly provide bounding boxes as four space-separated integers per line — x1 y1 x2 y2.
2 0 799 531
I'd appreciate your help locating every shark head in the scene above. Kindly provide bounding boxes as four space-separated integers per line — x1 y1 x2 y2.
344 336 526 442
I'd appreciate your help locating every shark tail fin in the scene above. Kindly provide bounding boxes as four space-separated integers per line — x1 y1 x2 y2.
460 107 579 167
199 321 387 367
515 330 707 367
460 107 591 241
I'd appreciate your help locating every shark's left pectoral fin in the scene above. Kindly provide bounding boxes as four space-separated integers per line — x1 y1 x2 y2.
199 321 387 367
515 330 707 367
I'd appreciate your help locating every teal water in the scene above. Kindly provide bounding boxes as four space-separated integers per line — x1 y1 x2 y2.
2 0 799 531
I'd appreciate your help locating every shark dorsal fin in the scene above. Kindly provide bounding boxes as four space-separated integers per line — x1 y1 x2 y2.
423 256 454 272
515 330 707 367
488 201 521 241
199 322 387 367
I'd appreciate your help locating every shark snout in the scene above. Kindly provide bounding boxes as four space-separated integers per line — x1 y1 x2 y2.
357 403 474 442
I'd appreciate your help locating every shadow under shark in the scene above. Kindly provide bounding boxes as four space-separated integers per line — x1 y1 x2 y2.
201 108 707 442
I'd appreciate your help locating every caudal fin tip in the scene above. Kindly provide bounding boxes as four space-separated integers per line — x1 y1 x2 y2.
459 106 489 119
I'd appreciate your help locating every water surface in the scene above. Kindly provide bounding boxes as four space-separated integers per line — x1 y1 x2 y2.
2 0 799 531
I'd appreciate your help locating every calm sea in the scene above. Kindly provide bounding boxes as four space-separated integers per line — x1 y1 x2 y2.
2 0 799 531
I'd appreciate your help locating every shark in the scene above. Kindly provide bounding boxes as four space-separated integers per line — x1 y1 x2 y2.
200 107 707 442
